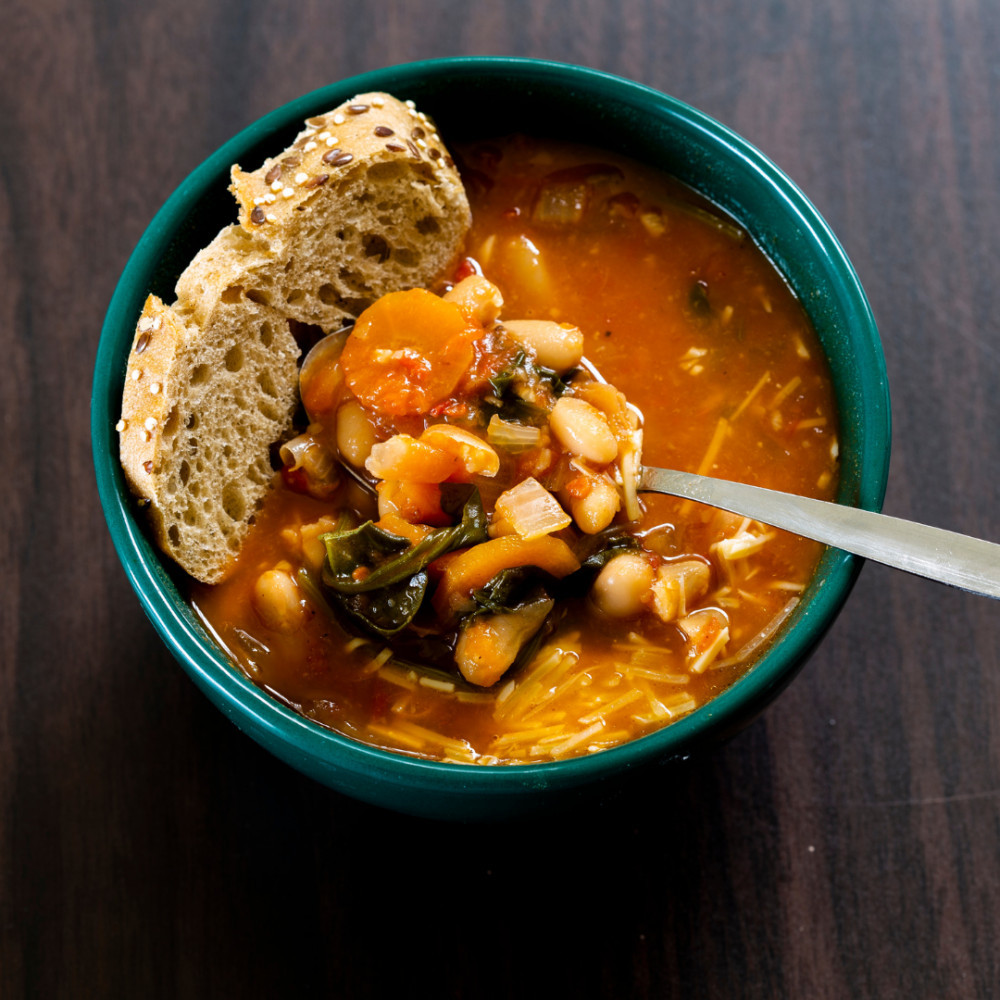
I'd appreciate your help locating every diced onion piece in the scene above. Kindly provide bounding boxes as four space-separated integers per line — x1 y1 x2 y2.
420 424 500 479
494 477 571 540
433 536 581 619
365 434 459 483
487 414 542 453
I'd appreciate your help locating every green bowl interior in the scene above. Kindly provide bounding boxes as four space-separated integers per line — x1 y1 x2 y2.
92 58 890 819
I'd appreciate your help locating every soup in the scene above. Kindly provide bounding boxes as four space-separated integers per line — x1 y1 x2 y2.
192 136 839 764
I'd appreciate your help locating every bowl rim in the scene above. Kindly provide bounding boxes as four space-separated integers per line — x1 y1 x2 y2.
91 56 891 800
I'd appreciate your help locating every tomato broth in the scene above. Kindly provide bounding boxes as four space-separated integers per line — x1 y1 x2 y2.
192 136 839 764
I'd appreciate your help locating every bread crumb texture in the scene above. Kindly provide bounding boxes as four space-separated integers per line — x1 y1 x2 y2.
118 93 470 582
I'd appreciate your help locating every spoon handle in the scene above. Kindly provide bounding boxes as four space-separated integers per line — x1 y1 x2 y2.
639 466 1000 600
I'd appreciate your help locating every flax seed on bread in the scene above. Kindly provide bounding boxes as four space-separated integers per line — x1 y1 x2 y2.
119 92 470 583
179 92 470 332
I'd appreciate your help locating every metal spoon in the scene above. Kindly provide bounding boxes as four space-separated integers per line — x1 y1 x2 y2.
639 466 1000 600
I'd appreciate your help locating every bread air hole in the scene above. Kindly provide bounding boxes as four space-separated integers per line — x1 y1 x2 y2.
286 289 306 305
258 399 281 421
222 483 246 522
318 283 339 306
416 216 440 235
394 248 418 267
258 321 274 347
221 285 244 304
362 234 391 262
257 371 277 397
246 288 271 306
225 345 244 372
191 364 211 386
168 525 181 546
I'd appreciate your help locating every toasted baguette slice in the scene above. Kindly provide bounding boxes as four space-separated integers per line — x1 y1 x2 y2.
197 91 470 332
119 293 300 583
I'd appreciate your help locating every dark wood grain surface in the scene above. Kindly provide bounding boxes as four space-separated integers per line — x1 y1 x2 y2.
3 1 998 996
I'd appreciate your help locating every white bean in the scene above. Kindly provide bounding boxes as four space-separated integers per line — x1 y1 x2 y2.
503 319 584 374
549 397 618 465
252 569 306 633
502 235 553 301
563 475 621 534
336 400 377 468
592 553 654 618
443 274 504 327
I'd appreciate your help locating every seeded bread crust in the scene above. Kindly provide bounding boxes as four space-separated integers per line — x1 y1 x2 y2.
120 92 470 583
119 293 300 584
223 91 470 331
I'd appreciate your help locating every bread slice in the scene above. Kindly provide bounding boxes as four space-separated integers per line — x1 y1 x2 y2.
119 92 470 583
119 293 300 584
202 91 470 332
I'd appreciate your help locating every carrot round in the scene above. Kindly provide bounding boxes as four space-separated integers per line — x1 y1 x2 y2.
340 289 477 416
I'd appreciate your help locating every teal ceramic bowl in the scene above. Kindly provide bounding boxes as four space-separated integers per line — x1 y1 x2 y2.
92 58 890 821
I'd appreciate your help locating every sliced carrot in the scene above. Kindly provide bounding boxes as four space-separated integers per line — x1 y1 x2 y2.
340 288 477 416
433 535 581 619
374 513 434 543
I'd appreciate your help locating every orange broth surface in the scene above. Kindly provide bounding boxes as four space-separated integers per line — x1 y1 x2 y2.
192 136 839 765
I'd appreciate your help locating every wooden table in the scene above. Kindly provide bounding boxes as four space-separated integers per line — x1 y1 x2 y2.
3 2 998 996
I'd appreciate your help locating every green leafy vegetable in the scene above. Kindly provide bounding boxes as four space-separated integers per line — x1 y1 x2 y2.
481 349 574 426
316 486 488 637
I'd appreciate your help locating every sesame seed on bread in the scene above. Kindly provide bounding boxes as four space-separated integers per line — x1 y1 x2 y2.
119 293 300 584
119 92 471 583
224 91 470 331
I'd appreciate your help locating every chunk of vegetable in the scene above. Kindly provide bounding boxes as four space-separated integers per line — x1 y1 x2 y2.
433 535 581 619
494 477 571 540
677 608 730 673
651 560 711 623
340 288 477 416
486 414 543 452
365 435 460 483
420 424 501 479
454 596 554 687
377 480 449 526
